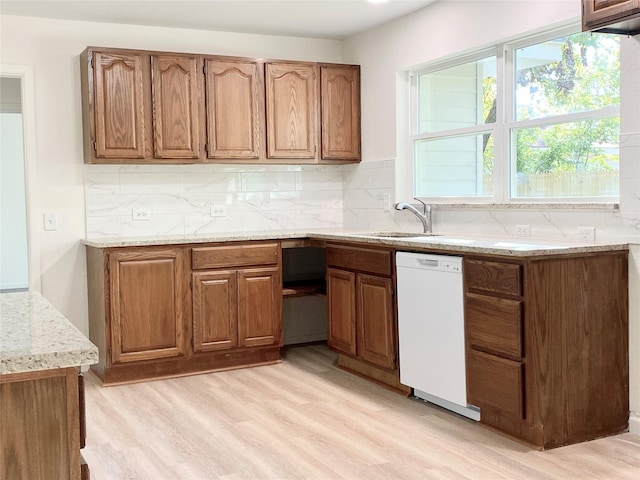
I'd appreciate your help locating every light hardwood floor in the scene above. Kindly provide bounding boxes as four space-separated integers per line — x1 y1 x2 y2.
83 344 640 479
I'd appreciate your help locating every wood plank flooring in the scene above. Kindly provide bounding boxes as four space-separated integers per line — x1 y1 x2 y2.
83 344 640 479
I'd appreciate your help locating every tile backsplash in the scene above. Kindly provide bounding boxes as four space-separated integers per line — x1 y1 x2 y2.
84 164 344 237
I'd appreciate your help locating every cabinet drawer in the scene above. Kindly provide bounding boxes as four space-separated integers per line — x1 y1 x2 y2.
192 243 279 270
465 259 522 296
326 245 392 276
466 293 523 358
467 349 524 419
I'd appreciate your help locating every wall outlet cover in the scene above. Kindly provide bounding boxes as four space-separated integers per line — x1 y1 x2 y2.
210 206 227 217
577 226 596 241
132 208 151 221
516 225 530 237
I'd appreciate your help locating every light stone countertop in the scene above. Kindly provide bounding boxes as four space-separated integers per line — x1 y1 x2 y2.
0 291 98 375
82 228 629 257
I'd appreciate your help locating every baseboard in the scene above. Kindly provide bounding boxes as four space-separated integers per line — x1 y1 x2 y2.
629 414 640 435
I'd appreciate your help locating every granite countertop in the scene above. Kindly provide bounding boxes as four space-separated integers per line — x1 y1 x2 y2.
0 291 98 375
82 228 629 257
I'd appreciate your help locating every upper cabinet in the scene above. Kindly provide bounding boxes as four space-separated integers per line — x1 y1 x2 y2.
321 65 361 162
265 62 318 160
204 58 264 160
81 47 361 164
582 0 640 34
89 51 147 160
151 54 202 159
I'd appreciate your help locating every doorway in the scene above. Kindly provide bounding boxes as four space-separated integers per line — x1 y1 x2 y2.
0 66 41 292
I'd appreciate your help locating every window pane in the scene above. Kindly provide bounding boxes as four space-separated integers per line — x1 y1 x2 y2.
515 33 620 121
414 134 493 197
417 56 496 134
513 118 619 198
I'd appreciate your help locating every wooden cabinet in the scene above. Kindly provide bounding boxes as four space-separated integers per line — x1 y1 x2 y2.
1 368 85 480
326 244 397 371
582 0 640 34
151 54 202 159
464 253 629 449
320 65 361 161
204 58 264 159
87 242 283 384
265 62 318 160
109 248 186 364
192 243 282 351
81 46 361 164
89 50 147 160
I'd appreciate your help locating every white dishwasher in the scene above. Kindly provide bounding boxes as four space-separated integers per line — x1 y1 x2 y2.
396 252 480 420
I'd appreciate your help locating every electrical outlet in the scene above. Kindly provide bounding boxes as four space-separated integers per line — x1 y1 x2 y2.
210 206 227 217
43 212 57 231
516 225 530 237
132 208 151 221
383 193 391 212
577 226 596 241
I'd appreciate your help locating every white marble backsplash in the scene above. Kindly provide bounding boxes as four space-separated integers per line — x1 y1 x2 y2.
85 164 344 238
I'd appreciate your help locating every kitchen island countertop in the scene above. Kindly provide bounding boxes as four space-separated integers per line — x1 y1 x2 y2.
0 291 98 375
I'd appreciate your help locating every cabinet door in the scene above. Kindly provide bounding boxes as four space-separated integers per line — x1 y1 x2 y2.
205 59 264 159
321 65 360 161
265 62 318 159
583 0 640 28
109 248 185 363
356 274 396 370
93 51 146 159
326 268 357 356
151 55 202 159
192 271 238 352
237 267 281 347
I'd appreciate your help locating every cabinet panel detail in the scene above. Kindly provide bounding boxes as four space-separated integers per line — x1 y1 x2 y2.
93 52 146 158
326 245 392 276
466 293 523 358
467 349 524 419
151 55 201 159
237 267 281 347
109 248 185 363
192 243 279 270
265 62 318 159
321 65 360 160
205 59 264 159
327 267 357 356
192 271 238 351
465 259 522 296
356 274 395 370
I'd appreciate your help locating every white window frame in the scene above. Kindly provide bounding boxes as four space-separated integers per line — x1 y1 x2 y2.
408 24 620 205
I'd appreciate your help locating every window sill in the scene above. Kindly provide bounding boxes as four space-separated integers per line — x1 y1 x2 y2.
430 203 619 210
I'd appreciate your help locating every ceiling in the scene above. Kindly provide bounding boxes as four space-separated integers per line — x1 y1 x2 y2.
0 0 437 40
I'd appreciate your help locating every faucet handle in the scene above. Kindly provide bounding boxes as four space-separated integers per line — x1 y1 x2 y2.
414 198 431 215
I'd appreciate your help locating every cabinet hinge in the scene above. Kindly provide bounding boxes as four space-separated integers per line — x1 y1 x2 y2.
90 57 94 69
203 64 206 74
93 141 97 152
314 145 317 154
205 143 209 154
189 280 193 290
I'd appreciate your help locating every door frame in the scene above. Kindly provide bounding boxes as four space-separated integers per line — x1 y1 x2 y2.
1 64 42 292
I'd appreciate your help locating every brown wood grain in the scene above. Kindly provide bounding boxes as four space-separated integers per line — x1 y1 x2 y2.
356 274 396 370
237 266 282 347
326 244 392 276
192 242 279 270
320 65 361 161
466 292 523 358
326 267 357 356
151 54 202 159
265 62 318 159
192 270 238 351
465 258 522 296
582 0 640 30
205 58 264 159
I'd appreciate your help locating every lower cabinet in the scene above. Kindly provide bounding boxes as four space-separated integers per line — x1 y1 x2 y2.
1 368 87 480
464 253 629 449
86 241 282 384
326 243 403 391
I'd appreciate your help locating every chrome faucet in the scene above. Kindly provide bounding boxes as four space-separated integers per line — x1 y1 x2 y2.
395 199 432 234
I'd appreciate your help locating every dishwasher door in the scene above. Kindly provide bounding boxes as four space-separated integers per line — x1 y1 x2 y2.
396 252 479 420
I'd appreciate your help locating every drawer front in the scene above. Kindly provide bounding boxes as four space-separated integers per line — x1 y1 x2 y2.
326 244 392 276
465 258 522 296
466 293 523 358
192 243 279 270
467 349 524 419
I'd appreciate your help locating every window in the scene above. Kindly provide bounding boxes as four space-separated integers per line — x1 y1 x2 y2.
410 28 620 202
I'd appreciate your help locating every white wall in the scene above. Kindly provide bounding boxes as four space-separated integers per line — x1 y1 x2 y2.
342 0 640 433
0 14 342 336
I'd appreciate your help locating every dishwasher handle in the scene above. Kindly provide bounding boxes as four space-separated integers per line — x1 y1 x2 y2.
417 259 439 267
